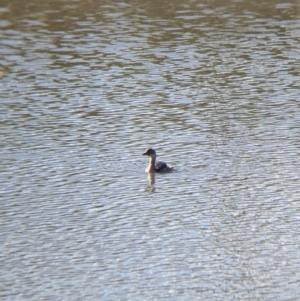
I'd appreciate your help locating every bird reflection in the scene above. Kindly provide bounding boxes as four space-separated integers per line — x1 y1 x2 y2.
144 172 155 192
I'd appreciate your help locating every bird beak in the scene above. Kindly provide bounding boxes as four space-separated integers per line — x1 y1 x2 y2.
142 152 147 156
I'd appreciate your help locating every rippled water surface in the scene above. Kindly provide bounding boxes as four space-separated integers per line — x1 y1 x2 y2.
1 0 300 300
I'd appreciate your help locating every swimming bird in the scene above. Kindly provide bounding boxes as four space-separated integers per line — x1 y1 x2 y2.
142 148 173 173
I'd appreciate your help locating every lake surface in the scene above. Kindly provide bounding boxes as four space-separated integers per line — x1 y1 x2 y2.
1 0 300 300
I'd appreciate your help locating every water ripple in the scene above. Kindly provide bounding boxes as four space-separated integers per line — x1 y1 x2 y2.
1 0 300 300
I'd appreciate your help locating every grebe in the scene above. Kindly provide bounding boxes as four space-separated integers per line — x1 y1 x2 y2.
142 148 173 173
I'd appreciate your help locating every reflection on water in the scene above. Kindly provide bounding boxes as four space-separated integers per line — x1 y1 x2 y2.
145 172 156 193
1 0 300 300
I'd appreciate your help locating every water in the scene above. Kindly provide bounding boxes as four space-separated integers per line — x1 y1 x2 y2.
1 0 300 300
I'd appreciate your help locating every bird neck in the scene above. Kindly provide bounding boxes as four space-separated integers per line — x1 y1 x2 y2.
147 156 156 173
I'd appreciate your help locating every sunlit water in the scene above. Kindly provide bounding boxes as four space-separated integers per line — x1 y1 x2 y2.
1 0 300 300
